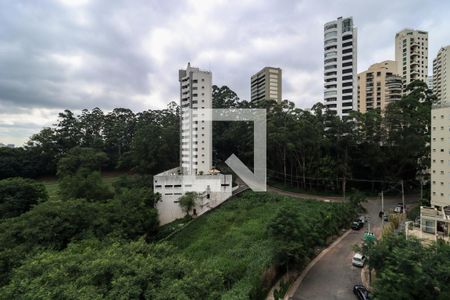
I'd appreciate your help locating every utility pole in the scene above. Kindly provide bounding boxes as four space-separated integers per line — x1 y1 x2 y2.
420 177 423 201
343 177 346 202
381 190 384 233
401 179 405 216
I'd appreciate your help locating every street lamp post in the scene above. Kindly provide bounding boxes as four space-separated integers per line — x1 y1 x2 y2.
381 190 384 233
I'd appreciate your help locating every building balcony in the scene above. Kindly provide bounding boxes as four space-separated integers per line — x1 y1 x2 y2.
325 65 338 72
324 39 337 47
324 52 337 59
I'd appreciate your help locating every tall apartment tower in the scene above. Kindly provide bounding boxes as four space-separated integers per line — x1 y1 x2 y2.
323 16 358 118
419 105 450 239
395 29 428 88
357 60 402 113
433 46 450 102
251 67 282 102
179 63 213 175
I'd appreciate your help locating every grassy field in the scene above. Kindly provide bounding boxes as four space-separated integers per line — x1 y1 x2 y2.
40 175 119 201
169 191 354 299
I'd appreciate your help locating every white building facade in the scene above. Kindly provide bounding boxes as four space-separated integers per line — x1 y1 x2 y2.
323 16 358 118
395 29 428 88
418 105 450 241
433 46 450 102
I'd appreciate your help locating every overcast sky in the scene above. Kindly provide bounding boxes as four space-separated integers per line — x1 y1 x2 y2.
1 0 450 146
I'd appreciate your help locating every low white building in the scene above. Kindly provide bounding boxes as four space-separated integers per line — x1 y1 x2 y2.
154 167 232 225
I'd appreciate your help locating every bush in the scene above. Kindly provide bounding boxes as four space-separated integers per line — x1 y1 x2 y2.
0 178 48 219
59 169 114 201
57 147 113 201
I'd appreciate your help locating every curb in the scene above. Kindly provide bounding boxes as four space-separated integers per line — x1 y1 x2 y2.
284 229 352 299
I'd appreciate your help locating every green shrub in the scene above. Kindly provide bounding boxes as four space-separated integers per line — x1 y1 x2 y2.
0 177 48 219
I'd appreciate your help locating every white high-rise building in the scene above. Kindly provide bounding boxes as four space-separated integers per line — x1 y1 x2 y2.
154 64 232 225
433 46 450 102
323 16 358 118
395 29 428 88
179 63 213 175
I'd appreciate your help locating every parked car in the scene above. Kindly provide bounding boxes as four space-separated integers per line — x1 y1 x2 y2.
353 284 370 300
358 215 368 223
351 220 363 230
352 253 366 267
394 203 406 213
383 213 389 222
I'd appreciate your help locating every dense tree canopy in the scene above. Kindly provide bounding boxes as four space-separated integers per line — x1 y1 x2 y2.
0 178 48 219
365 234 450 300
0 240 224 300
0 180 159 285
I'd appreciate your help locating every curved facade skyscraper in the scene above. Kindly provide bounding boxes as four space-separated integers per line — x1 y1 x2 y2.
323 16 358 118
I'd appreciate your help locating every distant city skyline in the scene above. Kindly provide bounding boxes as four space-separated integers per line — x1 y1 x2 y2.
2 0 450 145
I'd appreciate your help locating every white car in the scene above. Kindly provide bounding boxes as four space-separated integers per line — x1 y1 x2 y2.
352 253 366 267
394 206 403 213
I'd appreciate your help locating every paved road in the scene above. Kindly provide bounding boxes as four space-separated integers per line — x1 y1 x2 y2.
267 186 342 202
291 196 418 300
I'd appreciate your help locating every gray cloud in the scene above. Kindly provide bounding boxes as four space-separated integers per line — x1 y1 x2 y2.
1 0 450 145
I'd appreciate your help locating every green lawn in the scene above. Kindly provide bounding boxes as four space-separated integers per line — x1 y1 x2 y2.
169 191 354 299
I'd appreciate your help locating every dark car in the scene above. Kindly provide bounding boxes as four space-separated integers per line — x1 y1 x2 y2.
353 285 370 300
351 221 363 230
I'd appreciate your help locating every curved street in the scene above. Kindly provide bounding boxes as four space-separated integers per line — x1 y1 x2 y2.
266 187 419 300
